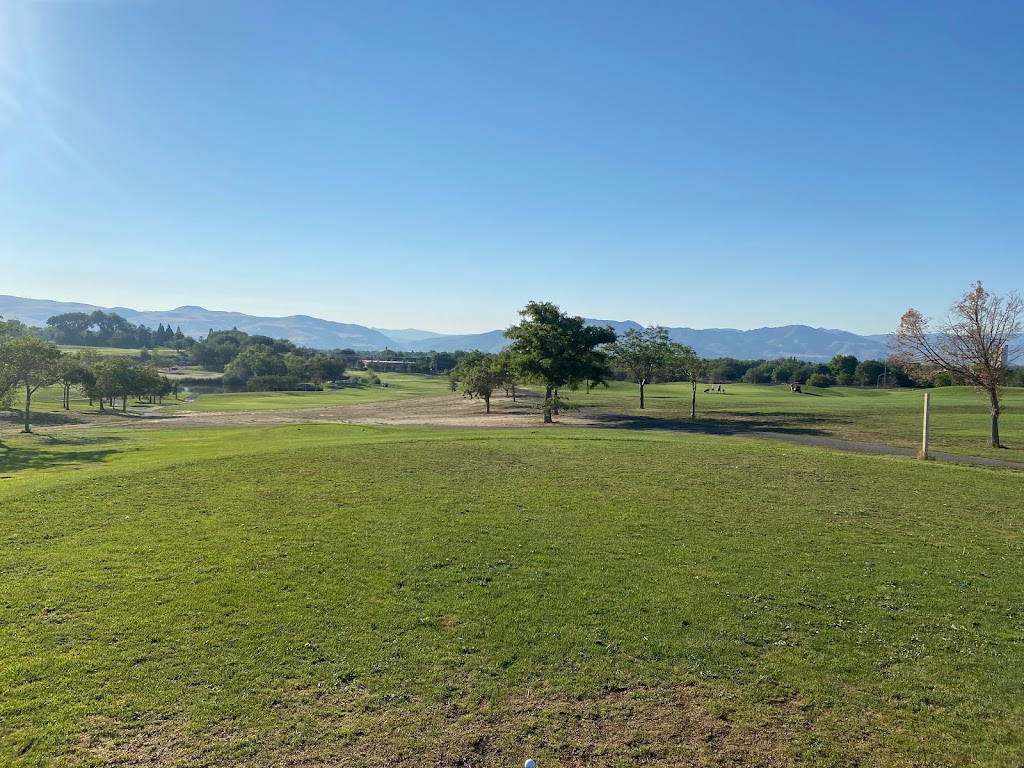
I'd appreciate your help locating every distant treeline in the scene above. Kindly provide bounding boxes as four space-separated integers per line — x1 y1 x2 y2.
43 311 190 349
364 350 1024 389
4 312 1022 392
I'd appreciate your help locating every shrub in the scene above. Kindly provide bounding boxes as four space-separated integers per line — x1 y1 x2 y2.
807 373 831 388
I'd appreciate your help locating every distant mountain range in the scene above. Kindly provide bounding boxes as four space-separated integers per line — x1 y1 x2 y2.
0 295 892 361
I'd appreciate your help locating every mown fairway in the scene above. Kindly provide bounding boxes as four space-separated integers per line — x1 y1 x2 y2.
576 382 1024 461
18 373 453 418
175 373 453 412
1 424 1022 766
16 372 1023 464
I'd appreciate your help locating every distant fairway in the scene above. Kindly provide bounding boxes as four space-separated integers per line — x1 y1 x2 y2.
175 373 453 412
10 376 1023 462
56 345 182 357
574 381 1024 461
1 423 1022 765
16 372 453 419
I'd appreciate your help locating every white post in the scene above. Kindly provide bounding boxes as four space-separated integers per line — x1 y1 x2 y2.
919 392 930 460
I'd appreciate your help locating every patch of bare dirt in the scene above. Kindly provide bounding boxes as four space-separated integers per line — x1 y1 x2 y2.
55 392 607 432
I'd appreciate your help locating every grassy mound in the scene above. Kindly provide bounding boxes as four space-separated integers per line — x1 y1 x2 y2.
1 425 1022 765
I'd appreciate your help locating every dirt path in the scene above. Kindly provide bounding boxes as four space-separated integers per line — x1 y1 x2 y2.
5 392 1023 471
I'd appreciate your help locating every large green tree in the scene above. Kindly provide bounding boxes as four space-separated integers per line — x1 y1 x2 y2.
606 325 686 409
0 337 63 432
505 301 616 423
890 282 1023 448
828 355 859 386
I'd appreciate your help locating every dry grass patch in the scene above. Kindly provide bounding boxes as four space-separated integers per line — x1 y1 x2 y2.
75 681 809 767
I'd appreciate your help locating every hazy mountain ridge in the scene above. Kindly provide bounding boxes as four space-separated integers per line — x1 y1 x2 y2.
0 296 396 351
1 295 891 360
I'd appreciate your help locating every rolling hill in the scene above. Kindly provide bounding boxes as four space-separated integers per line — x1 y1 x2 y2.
2 294 893 360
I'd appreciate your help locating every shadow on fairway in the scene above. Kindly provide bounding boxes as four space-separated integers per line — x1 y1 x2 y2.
0 410 90 428
581 410 836 438
0 440 123 473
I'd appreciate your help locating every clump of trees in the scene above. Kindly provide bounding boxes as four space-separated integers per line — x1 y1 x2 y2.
190 329 347 391
44 310 188 350
732 355 913 389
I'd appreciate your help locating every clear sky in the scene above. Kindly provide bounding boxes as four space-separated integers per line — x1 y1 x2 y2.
1 0 1021 334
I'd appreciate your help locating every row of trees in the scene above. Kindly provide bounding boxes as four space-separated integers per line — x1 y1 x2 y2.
5 282 1021 446
451 285 1021 448
0 334 177 434
453 303 702 423
45 310 189 350
452 306 898 424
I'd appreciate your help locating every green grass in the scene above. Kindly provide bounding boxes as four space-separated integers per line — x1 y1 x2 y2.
56 345 181 357
1 424 1022 765
8 373 451 420
575 381 1024 461
14 374 1021 462
172 372 453 412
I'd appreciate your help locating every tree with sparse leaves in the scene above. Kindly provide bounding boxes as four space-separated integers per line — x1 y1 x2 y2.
453 351 502 414
890 282 1022 448
505 302 616 423
675 346 706 419
606 326 686 409
493 348 521 402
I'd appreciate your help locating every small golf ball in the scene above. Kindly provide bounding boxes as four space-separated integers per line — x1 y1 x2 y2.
525 761 536 768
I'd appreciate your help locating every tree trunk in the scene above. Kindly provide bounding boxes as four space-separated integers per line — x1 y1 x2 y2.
690 380 697 419
485 395 491 414
122 393 128 412
23 385 32 433
511 385 517 403
639 379 646 409
989 389 1001 448
544 385 553 423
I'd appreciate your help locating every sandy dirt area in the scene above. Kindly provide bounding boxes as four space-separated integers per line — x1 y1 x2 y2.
155 391 597 430
0 391 591 436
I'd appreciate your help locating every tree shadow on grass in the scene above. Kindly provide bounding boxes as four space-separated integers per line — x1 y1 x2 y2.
0 439 123 474
0 409 89 428
579 409 839 438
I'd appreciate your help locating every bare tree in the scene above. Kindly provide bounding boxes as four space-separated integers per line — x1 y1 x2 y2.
889 282 1022 448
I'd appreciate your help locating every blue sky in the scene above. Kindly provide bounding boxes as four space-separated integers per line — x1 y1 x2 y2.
1 0 1021 334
